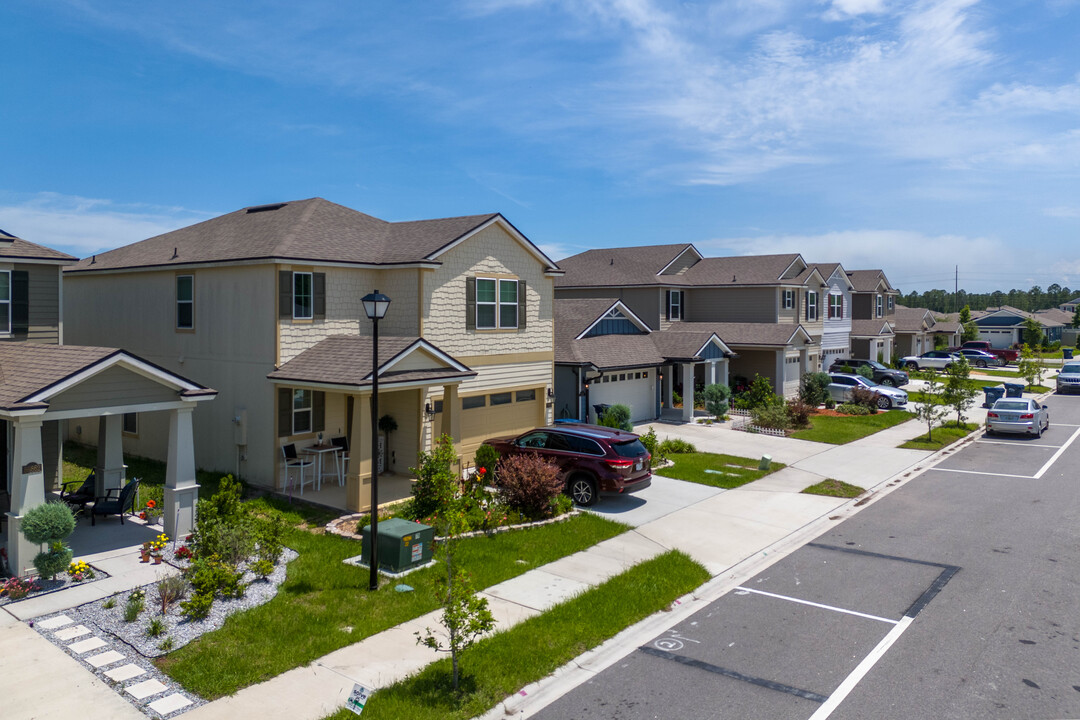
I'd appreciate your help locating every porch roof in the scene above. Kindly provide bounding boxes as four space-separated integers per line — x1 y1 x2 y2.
0 343 216 413
267 334 476 390
850 319 895 338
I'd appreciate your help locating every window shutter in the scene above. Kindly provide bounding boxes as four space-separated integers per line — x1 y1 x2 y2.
313 273 326 319
11 270 28 337
278 271 291 319
466 277 476 331
518 280 527 329
679 292 685 320
665 290 671 321
313 391 325 432
278 388 291 437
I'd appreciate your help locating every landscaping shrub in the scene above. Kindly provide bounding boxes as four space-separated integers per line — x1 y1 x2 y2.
786 399 814 429
21 502 76 580
702 383 731 417
672 390 682 407
736 374 784 411
156 575 189 614
836 403 871 415
191 475 256 567
799 372 831 407
598 404 633 432
409 434 458 520
493 453 564 519
254 512 287 566
146 618 166 638
751 404 791 430
857 365 875 381
124 589 146 622
180 591 213 621
639 428 662 463
849 386 880 413
186 556 245 600
658 437 696 455
473 443 501 477
251 559 275 579
824 398 836 409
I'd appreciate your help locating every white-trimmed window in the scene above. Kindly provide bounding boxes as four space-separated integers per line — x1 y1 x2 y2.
475 277 519 329
668 290 683 320
807 291 818 321
176 275 194 330
828 294 843 319
499 279 518 328
293 272 313 319
783 289 794 309
876 294 883 318
887 296 895 311
0 270 10 333
292 389 313 434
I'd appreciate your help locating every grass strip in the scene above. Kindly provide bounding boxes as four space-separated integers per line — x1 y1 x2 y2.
158 512 627 699
660 452 785 488
790 410 912 445
329 550 709 720
802 479 865 498
900 422 978 451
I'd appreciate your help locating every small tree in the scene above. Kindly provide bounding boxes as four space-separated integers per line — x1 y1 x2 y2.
912 370 949 441
702 383 731 417
409 434 458 522
493 453 563 518
942 358 978 425
1022 318 1045 350
21 502 76 580
958 306 979 343
856 364 875 381
740 374 783 410
1017 344 1045 391
598 404 633 431
799 372 831 407
1071 306 1080 329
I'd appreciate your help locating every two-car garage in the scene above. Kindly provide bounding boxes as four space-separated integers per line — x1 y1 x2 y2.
586 369 657 423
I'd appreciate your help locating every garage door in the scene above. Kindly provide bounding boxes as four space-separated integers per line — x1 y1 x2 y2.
979 329 1014 349
589 370 656 423
457 387 544 457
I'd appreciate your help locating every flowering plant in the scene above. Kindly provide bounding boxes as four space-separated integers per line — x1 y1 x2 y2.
174 545 193 560
67 560 96 582
148 533 169 556
1 575 40 600
140 499 162 523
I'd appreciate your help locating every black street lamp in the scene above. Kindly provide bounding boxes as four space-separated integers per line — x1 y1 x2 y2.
362 289 391 591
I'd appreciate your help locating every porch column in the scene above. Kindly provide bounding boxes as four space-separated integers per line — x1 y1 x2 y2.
718 358 729 387
442 384 460 444
347 394 372 513
5 417 45 577
164 406 199 540
708 360 718 385
799 349 809 385
663 365 673 409
774 352 786 396
681 362 694 422
95 414 125 496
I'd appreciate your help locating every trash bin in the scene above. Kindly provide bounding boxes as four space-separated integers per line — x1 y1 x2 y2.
1064 348 1074 360
1003 382 1025 398
982 386 1005 407
758 455 772 471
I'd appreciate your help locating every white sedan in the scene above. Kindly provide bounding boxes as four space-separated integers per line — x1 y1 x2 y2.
900 351 960 371
985 398 1050 437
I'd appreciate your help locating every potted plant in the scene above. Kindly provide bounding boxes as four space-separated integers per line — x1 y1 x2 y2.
140 541 152 563
148 533 168 564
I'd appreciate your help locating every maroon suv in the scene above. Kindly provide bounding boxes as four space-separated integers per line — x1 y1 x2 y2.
483 423 652 506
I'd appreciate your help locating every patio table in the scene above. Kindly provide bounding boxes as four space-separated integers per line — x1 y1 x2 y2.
301 443 343 491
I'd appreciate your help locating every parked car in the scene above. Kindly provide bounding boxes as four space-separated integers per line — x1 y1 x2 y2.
985 398 1049 437
483 424 652 506
826 373 909 410
955 349 1005 368
1056 362 1080 394
827 358 909 387
900 350 959 371
957 341 1019 364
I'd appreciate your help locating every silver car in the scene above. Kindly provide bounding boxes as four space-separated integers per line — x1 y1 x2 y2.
956 349 1004 368
1056 362 1080 394
900 350 960 371
826 373 909 410
985 398 1049 437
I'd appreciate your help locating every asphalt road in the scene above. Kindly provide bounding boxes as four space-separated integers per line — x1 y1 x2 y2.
536 394 1080 720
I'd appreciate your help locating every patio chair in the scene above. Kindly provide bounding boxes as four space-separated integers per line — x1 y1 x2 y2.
90 478 141 526
281 443 314 496
330 436 349 486
60 469 97 512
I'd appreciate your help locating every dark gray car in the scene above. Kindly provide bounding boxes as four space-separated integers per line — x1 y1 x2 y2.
828 358 909 387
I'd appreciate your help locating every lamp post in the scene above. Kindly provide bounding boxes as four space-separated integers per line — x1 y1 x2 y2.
362 289 391 591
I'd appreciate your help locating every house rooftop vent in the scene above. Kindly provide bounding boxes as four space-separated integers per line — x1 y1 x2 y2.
246 203 288 214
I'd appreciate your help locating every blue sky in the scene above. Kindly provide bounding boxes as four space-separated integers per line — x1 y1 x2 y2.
2 0 1078 293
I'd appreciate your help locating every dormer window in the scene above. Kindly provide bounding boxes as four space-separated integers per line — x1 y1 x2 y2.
667 290 684 321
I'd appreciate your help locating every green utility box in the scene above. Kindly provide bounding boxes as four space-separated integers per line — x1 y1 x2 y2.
361 518 434 573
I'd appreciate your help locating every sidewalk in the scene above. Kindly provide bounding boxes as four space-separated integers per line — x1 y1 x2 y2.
3 413 951 720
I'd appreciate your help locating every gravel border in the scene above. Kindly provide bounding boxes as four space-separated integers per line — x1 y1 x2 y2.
0 561 111 607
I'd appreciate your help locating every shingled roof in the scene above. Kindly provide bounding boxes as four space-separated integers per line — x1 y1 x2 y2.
846 269 896 293
555 244 698 288
0 228 77 263
66 198 558 273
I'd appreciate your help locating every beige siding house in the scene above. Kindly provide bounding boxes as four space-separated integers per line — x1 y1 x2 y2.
63 199 560 512
847 269 900 363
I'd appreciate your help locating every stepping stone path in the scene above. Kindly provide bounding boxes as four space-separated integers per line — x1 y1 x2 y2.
34 613 197 718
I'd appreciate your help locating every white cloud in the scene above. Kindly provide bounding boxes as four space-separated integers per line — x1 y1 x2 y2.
824 0 888 21
0 192 213 257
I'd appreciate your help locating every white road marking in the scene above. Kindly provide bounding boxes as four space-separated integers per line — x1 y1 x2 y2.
734 587 898 625
975 440 1061 449
934 425 1080 480
808 616 914 720
1033 425 1080 478
933 468 1035 479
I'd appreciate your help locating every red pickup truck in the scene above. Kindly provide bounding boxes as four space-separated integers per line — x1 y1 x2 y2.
954 341 1019 364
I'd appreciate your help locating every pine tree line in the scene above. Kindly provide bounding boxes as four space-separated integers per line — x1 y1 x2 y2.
900 284 1075 314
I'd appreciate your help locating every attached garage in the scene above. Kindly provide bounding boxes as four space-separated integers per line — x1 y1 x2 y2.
456 386 546 456
978 329 1015 349
587 369 656 423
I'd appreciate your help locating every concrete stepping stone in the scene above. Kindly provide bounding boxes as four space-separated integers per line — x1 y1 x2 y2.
36 615 73 630
54 624 91 641
68 637 108 654
148 693 193 714
105 663 147 682
125 678 168 700
86 649 126 668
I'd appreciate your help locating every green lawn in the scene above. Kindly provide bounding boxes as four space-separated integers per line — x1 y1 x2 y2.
802 479 865 498
789 410 913 445
158 512 627 699
330 550 709 720
900 422 978 451
660 452 785 488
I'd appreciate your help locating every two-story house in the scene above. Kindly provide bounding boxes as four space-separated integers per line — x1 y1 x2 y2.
808 263 854 369
846 269 900 363
891 305 961 357
63 199 560 513
0 228 214 576
554 244 822 410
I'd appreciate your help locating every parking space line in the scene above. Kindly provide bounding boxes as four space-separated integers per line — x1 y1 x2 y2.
933 468 1035 479
1033 426 1080 478
976 440 1061 449
639 646 829 703
734 587 898 625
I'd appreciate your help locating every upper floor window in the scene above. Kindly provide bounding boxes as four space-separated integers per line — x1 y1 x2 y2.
293 272 313 319
887 296 895 311
0 271 10 333
468 277 523 330
828 294 843 319
783 289 794 309
876 294 883 318
278 270 325 322
667 290 684 321
176 275 194 330
806 291 818 321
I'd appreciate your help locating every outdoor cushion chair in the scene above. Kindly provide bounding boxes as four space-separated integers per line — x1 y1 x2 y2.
281 443 314 495
90 477 140 526
60 469 97 511
330 436 349 485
